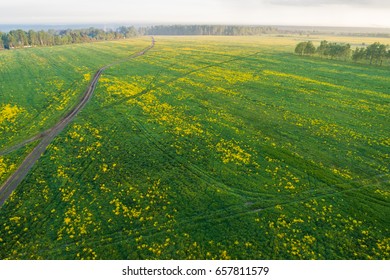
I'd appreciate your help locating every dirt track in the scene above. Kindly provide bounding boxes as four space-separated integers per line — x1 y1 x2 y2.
0 38 155 207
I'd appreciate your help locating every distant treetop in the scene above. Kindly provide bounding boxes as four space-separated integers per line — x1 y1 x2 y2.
294 40 389 66
0 25 279 50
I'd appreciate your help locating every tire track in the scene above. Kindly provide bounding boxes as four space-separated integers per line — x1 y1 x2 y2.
98 50 262 111
0 38 155 207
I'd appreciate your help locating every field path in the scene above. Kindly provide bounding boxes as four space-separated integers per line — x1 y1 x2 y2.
0 37 155 207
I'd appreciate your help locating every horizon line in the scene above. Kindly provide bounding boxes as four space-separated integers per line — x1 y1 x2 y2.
1 22 390 30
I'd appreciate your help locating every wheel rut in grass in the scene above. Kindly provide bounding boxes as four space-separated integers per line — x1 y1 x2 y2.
0 38 155 207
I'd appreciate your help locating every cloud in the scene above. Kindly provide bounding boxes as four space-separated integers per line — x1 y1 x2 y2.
219 0 390 8
213 0 388 13
0 0 389 26
265 0 388 7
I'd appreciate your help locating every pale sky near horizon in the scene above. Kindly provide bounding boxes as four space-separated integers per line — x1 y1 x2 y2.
1 0 390 28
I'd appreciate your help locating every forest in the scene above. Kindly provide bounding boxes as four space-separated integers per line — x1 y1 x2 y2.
0 26 138 49
140 25 278 36
0 25 279 49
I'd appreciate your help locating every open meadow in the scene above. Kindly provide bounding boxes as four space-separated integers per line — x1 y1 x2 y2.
0 35 389 259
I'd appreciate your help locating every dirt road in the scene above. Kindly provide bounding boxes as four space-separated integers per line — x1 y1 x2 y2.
0 38 155 207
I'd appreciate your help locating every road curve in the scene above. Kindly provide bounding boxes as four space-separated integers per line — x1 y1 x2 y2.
0 38 155 207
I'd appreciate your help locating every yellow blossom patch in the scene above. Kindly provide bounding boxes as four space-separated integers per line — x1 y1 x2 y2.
0 104 24 125
215 139 251 165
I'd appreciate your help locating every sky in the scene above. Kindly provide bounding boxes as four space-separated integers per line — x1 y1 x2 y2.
1 0 390 28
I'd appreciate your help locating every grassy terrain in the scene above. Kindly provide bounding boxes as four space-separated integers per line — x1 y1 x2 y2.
0 36 389 259
0 38 150 149
0 38 150 186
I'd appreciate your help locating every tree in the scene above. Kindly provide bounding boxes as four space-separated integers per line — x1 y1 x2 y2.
28 30 38 46
352 47 366 62
365 42 387 65
116 26 138 38
125 26 137 38
37 30 46 46
327 43 340 59
17 29 28 47
376 44 388 66
316 40 329 57
323 43 349 60
295 42 307 55
339 44 352 61
116 26 128 38
295 41 315 56
0 32 3 49
4 33 16 49
304 41 316 55
6 30 29 48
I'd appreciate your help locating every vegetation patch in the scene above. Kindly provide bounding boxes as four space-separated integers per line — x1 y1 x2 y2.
0 36 389 260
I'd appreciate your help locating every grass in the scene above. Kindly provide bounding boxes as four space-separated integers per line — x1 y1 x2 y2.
0 36 389 260
0 38 150 150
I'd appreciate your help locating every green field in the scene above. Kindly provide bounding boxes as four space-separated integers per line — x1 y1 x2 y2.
0 36 389 259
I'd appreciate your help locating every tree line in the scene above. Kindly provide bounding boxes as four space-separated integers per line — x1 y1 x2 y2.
0 25 279 50
0 26 138 49
140 25 278 36
295 40 390 66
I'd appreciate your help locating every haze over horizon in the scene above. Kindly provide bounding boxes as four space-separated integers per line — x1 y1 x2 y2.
1 0 390 28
